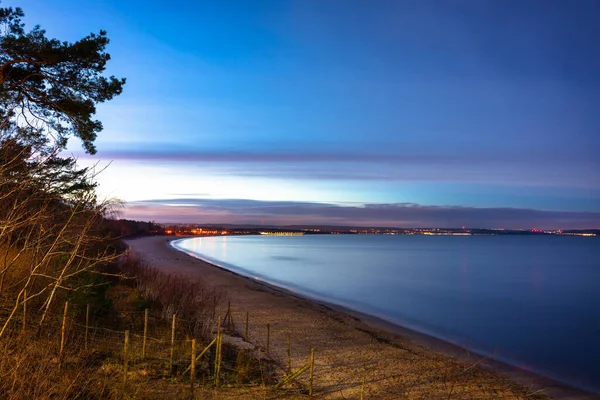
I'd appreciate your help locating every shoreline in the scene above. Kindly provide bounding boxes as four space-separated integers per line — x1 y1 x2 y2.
127 235 598 399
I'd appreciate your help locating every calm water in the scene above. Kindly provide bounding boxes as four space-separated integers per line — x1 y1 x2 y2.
173 235 600 393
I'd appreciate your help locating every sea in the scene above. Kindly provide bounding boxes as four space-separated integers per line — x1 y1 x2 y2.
172 234 600 394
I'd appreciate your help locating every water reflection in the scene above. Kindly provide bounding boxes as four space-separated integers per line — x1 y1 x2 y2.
174 235 600 394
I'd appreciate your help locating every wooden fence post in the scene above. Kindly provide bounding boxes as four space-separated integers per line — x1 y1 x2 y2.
123 330 129 384
309 348 315 397
142 308 148 359
360 376 365 400
218 329 223 381
180 337 217 376
191 338 196 395
217 330 223 384
169 313 176 375
59 301 68 365
245 310 249 341
215 316 222 386
85 303 90 350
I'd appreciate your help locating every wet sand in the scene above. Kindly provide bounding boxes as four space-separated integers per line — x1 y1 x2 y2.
125 235 598 400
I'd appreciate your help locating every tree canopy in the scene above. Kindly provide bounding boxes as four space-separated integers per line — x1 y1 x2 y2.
0 6 125 154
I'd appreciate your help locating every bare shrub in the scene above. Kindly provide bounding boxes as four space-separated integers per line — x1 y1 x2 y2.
120 255 223 339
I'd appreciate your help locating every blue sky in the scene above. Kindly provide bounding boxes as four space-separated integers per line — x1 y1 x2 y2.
10 0 600 228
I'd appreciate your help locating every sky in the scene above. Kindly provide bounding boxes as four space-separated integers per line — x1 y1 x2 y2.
9 0 600 228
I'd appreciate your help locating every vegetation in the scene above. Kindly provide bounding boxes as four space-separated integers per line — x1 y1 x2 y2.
103 219 164 238
0 6 125 154
0 5 127 397
0 3 124 334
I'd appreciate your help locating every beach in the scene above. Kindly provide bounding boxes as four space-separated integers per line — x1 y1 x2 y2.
125 235 597 399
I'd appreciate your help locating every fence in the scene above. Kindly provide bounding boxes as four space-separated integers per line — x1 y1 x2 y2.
3 299 332 399
2 290 537 400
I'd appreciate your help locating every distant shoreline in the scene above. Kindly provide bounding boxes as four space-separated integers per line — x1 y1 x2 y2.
158 225 600 238
126 235 598 399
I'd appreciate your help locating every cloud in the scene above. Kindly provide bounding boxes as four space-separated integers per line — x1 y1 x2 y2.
167 193 211 197
76 148 594 165
75 148 600 188
124 198 600 230
79 149 467 164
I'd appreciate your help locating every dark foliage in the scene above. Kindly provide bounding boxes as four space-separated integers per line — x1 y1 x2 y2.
102 219 165 239
0 6 125 154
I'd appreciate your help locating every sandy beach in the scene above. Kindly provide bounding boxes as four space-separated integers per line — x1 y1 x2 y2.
125 235 597 400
